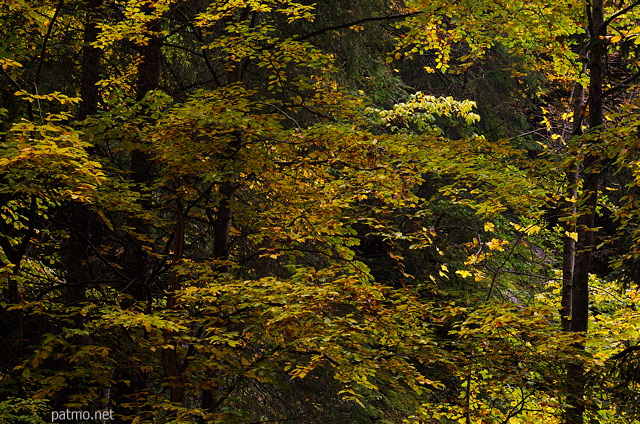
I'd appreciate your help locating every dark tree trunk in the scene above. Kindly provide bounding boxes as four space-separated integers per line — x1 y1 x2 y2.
563 1 605 423
201 53 245 414
78 0 103 120
561 45 587 332
213 180 235 273
132 20 189 406
0 195 37 378
123 22 163 302
62 0 105 304
163 190 186 404
560 169 576 333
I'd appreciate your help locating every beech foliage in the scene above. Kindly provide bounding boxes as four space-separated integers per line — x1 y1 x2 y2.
1 1 640 423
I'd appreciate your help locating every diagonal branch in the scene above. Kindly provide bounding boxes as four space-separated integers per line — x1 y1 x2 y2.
35 0 65 88
292 12 421 43
602 0 640 32
601 69 640 100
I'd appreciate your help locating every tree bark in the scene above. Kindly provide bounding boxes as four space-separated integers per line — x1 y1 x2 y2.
202 56 244 415
0 195 36 366
124 21 163 302
162 189 186 404
563 1 605 422
213 180 235 273
62 0 105 304
131 16 188 406
78 0 103 120
560 170 576 333
561 41 588 332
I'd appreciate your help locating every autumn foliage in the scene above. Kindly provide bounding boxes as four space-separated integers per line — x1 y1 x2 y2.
1 1 640 423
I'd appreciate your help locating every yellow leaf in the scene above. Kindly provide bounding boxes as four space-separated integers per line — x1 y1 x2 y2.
566 231 578 242
456 270 472 278
525 225 541 235
487 238 508 251
483 222 495 232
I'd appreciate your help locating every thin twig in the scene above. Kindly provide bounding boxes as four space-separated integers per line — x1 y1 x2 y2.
35 0 65 88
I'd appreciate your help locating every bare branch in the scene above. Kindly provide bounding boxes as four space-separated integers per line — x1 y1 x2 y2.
293 12 421 43
35 0 65 88
601 69 640 99
602 0 640 32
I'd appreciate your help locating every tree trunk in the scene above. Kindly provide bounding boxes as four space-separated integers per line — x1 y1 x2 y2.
163 189 186 404
213 180 235 273
0 195 36 366
563 1 605 422
124 21 163 302
62 0 105 304
131 17 188 406
202 55 244 414
561 171 576 333
561 42 588 332
78 0 103 120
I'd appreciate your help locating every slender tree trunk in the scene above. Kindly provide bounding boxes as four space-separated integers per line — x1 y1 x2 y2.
124 21 163 302
201 135 241 414
78 0 103 120
213 180 235 273
202 55 245 415
561 40 588 332
62 0 104 303
563 1 605 422
131 16 188 405
163 189 186 403
0 195 36 364
561 171 577 333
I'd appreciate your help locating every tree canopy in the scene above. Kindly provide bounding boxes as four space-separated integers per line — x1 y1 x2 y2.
2 1 640 423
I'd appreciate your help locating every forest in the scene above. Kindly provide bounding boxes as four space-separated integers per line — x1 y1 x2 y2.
1 0 640 423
